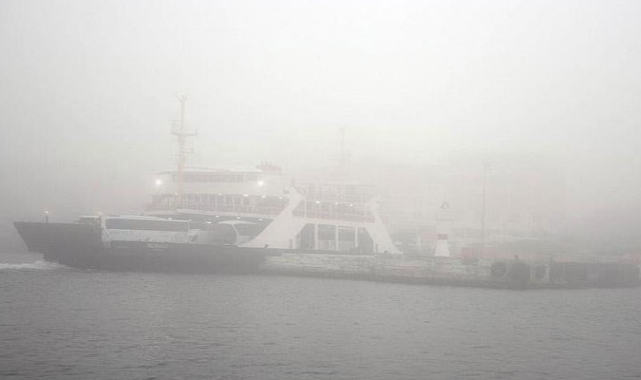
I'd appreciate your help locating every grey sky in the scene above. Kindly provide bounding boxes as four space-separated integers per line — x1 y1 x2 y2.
1 0 640 221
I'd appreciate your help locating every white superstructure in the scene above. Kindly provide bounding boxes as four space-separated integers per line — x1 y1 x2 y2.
143 99 400 254
146 165 400 254
100 215 190 244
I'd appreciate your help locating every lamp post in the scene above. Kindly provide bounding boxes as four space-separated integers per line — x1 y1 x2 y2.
480 161 489 258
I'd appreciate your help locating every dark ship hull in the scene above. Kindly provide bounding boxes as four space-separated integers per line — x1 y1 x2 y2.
14 222 274 274
13 221 640 289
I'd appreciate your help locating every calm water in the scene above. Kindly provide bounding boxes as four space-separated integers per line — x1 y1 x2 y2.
1 252 640 380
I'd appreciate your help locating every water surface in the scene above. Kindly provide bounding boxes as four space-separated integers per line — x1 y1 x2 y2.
1 252 640 380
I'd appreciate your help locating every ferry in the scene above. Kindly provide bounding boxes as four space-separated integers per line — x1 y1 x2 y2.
13 98 400 274
13 99 640 286
13 167 402 273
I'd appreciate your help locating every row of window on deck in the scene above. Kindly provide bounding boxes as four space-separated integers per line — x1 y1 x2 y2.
167 173 372 202
149 194 374 221
151 194 287 212
171 172 261 183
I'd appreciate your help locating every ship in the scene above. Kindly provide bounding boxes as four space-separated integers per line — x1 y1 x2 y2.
13 98 400 274
14 163 404 273
13 99 641 287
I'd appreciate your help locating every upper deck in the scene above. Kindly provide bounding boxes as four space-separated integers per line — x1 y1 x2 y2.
147 168 377 223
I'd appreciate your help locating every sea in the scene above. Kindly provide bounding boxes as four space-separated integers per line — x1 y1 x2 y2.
1 251 640 380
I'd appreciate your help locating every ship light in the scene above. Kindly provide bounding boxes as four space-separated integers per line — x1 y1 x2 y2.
155 178 163 186
257 180 265 186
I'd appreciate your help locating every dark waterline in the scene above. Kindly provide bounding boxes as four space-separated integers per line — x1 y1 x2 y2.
1 252 640 380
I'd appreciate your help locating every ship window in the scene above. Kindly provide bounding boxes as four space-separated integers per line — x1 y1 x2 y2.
318 224 335 240
296 224 315 249
338 226 356 241
235 223 264 237
78 216 100 225
105 219 189 232
243 173 258 182
357 228 374 253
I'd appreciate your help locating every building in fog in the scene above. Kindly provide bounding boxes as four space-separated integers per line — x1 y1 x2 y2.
366 156 568 256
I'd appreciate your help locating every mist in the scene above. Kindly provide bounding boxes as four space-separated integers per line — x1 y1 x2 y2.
1 0 640 251
3 3 641 379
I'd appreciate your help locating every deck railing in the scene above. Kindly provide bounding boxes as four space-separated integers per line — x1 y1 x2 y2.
292 209 375 223
146 202 285 216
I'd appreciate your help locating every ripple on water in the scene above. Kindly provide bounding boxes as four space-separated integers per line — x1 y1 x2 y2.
0 264 640 380
0 260 66 271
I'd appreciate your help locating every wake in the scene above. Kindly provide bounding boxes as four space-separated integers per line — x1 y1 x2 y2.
0 260 65 271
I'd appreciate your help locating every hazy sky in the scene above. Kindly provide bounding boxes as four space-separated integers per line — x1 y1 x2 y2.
1 0 640 220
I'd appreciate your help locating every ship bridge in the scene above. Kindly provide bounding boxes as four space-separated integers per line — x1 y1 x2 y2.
147 167 293 218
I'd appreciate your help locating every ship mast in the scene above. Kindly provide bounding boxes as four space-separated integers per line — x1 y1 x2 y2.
172 96 196 209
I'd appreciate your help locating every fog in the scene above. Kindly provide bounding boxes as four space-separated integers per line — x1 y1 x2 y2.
1 0 640 250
